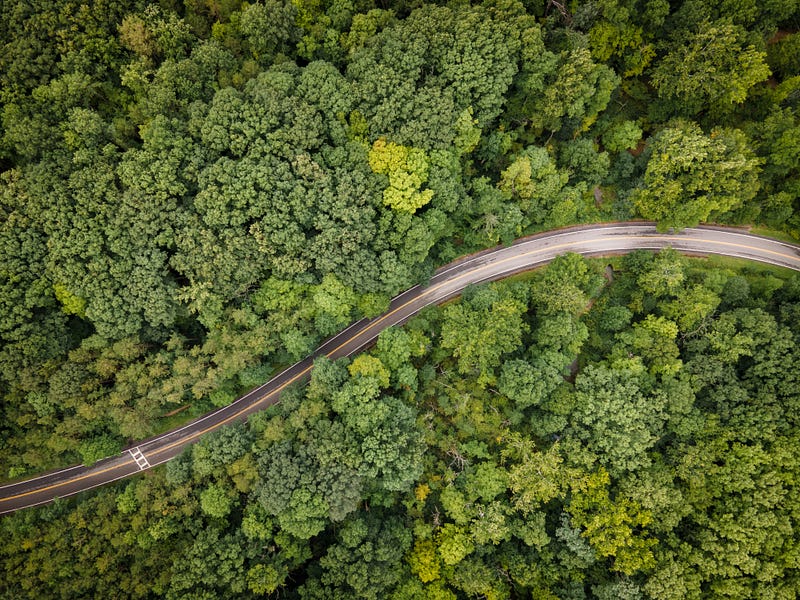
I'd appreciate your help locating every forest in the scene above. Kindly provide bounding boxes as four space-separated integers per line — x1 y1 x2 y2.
3 253 800 597
0 0 799 596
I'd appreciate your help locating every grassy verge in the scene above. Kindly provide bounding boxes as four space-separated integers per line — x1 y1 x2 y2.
693 253 798 279
749 225 799 244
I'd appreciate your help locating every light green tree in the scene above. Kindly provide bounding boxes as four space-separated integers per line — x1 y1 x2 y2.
440 288 528 386
633 121 761 230
200 483 233 519
369 138 434 213
651 19 771 116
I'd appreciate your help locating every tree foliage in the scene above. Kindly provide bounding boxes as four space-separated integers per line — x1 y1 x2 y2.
3 254 800 598
632 120 761 230
1 0 800 597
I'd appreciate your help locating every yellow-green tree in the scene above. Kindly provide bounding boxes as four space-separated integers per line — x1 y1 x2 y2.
633 121 761 231
369 139 434 213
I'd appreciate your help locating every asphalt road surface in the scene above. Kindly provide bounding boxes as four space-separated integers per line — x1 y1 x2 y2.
3 222 800 515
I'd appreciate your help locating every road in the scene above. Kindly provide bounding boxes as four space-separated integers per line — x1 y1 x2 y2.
2 222 800 515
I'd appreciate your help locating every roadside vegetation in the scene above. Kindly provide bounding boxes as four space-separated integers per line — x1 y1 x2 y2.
3 253 800 597
1 0 799 476
1 0 799 596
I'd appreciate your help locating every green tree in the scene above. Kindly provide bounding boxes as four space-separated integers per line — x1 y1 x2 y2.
199 483 233 519
499 358 563 410
651 20 771 116
300 514 412 600
767 33 800 81
167 529 253 598
571 365 666 475
78 435 122 467
526 46 619 134
632 121 761 230
238 0 299 64
440 285 528 386
601 119 642 153
498 146 584 228
247 561 289 595
613 314 682 376
568 469 657 575
587 0 655 77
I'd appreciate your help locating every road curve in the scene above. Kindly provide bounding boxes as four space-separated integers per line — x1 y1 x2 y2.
2 223 800 514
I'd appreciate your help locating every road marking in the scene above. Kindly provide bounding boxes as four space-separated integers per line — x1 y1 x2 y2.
0 464 84 491
3 230 800 510
0 462 135 503
128 448 150 470
148 365 314 457
657 236 800 260
153 234 800 456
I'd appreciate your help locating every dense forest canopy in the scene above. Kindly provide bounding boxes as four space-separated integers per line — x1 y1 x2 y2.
1 0 800 596
1 0 798 477
3 253 800 598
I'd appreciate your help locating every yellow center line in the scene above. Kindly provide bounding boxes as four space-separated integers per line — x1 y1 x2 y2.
3 234 799 507
658 236 800 260
0 462 134 503
148 365 314 456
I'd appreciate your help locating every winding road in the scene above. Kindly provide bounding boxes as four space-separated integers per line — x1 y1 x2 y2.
2 222 800 515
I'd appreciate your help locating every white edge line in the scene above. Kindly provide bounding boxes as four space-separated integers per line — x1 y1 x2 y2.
0 467 143 515
3 227 800 504
0 464 85 492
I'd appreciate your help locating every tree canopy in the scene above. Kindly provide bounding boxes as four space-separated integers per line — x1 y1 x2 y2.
1 0 800 597
3 254 800 598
